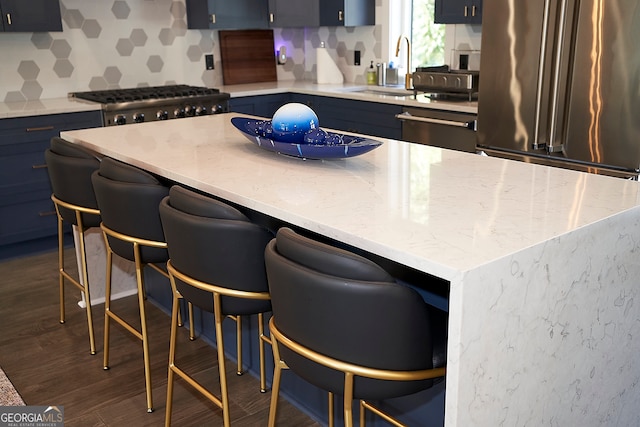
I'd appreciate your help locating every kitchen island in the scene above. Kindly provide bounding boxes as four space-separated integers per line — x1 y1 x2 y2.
61 113 640 426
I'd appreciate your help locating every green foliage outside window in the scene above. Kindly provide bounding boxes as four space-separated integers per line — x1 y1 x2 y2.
411 0 445 67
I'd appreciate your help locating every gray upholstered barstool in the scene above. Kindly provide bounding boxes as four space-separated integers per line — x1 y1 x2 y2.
159 185 273 427
264 227 448 427
45 137 101 355
91 157 192 413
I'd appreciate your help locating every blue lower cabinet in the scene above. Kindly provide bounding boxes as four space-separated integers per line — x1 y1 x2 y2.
0 110 102 259
229 93 292 118
290 94 403 140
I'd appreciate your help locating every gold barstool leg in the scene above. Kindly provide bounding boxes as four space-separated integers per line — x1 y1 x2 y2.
188 302 195 340
76 220 97 355
343 373 355 427
164 292 181 427
133 243 154 413
214 294 231 427
328 391 335 427
268 336 285 427
258 313 267 392
103 237 113 371
236 315 243 375
360 400 408 427
57 214 65 326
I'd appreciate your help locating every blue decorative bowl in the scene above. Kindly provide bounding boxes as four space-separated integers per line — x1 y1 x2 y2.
231 117 383 160
271 103 320 143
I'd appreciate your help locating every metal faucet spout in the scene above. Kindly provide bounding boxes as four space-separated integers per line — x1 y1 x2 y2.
395 35 412 90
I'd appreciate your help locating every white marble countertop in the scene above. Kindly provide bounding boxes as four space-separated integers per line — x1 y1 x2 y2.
0 97 101 119
61 113 639 281
219 81 479 114
1 81 476 120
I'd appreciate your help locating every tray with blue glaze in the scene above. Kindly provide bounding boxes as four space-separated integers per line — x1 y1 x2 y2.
230 117 383 160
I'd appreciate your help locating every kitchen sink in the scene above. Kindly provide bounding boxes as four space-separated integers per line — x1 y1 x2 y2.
348 87 413 98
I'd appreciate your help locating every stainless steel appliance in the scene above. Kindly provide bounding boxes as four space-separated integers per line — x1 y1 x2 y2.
396 65 479 152
69 85 230 127
477 0 640 178
412 66 479 101
397 107 478 153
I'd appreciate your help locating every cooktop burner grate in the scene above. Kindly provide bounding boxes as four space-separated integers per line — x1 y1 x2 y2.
70 84 222 104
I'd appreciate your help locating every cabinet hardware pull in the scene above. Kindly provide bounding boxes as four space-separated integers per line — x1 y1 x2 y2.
269 13 274 23
395 112 477 130
464 6 468 17
472 5 476 16
338 10 343 21
32 164 48 169
6 13 11 25
39 211 57 217
26 125 54 132
210 14 215 24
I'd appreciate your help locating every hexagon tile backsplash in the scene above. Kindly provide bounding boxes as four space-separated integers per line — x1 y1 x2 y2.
0 0 380 102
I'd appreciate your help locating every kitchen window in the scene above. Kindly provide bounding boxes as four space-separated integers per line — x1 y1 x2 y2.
411 0 445 66
389 0 445 71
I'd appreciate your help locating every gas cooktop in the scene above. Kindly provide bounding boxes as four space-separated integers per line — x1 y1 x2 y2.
69 84 231 126
69 84 223 104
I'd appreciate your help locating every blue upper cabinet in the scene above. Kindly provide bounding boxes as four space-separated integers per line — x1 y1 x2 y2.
0 0 62 32
186 0 375 29
186 0 269 30
319 0 375 27
434 0 482 24
268 0 319 28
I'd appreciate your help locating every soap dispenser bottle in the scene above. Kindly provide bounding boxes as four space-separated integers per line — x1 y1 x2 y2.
367 61 377 85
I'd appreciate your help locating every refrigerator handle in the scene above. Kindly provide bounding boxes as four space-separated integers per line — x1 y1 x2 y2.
547 0 570 153
533 0 553 150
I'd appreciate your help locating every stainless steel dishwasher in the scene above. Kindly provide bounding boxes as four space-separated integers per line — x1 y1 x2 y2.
396 107 477 153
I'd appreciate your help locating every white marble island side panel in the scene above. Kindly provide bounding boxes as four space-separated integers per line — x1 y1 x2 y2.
61 113 640 426
447 208 640 426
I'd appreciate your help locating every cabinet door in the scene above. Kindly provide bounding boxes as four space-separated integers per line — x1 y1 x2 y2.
209 0 268 29
320 0 375 27
0 0 62 32
268 0 319 27
0 111 102 247
229 94 291 118
186 0 268 29
290 94 402 139
470 0 482 24
435 0 481 24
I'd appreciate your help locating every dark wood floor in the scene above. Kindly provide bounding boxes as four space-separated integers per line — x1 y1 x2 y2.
0 248 321 427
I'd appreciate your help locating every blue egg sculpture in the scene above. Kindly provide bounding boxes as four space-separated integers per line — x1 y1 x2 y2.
271 103 319 143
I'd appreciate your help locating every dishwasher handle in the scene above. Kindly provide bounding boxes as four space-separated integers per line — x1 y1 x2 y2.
395 112 477 131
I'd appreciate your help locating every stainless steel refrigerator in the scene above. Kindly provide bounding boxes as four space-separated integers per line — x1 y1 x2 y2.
476 0 640 178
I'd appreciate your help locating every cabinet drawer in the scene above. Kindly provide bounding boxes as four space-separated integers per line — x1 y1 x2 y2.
0 111 103 146
0 192 58 245
0 147 51 195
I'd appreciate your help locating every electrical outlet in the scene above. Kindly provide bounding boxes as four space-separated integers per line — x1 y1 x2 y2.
354 50 361 66
205 54 214 70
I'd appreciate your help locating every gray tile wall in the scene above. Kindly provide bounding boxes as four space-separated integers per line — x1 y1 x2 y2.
0 0 381 101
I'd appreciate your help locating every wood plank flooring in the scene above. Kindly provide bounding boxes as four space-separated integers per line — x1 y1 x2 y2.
0 248 321 427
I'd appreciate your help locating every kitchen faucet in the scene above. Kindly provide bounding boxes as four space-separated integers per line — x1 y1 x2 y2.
395 34 412 90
